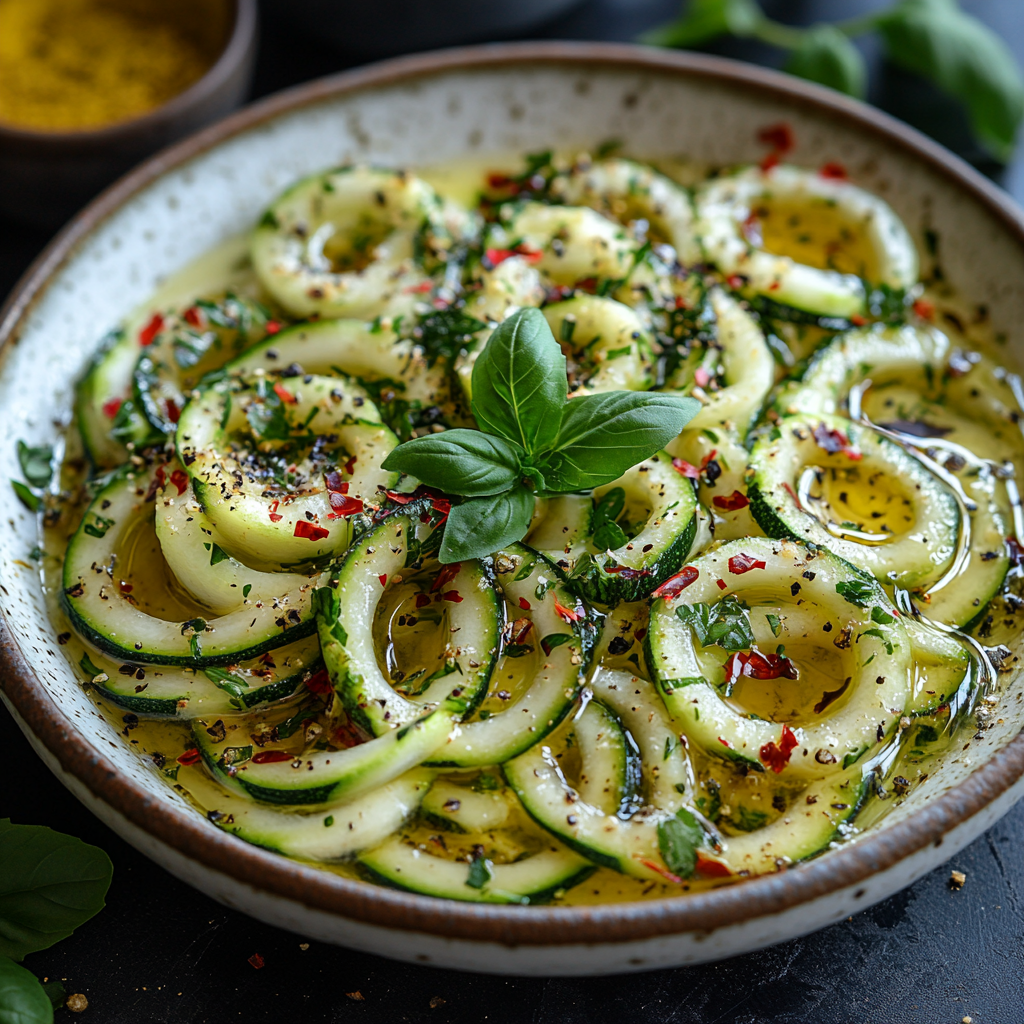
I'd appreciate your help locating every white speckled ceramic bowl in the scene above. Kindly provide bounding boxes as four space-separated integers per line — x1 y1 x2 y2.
2 43 1024 976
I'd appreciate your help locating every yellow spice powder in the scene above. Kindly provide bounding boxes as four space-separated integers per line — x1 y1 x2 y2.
0 0 218 132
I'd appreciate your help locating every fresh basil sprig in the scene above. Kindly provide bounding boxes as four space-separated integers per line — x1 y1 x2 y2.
0 819 113 1023
381 308 699 562
643 0 1024 163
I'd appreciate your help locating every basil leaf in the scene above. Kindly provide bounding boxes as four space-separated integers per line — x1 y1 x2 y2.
656 808 702 878
677 597 753 652
835 579 874 607
538 392 700 491
16 442 53 490
0 820 112 961
11 482 39 513
439 486 535 563
470 308 567 455
381 429 522 496
877 0 1024 163
0 956 52 1024
784 23 867 98
640 0 761 47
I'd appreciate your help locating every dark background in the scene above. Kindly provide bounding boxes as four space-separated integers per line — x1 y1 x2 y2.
3 1 1024 1021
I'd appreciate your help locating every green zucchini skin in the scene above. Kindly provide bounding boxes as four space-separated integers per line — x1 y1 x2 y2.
62 465 321 667
645 537 912 779
747 412 960 591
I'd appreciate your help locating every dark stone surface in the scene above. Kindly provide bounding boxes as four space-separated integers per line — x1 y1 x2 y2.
3 2 1024 1020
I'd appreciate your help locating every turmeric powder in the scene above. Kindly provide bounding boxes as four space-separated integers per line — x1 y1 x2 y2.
0 0 227 132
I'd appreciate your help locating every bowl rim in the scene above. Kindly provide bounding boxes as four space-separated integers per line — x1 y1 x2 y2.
3 40 1024 948
0 0 258 147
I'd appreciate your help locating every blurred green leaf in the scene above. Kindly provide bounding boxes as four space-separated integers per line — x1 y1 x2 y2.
641 0 763 48
784 24 867 98
0 956 52 1024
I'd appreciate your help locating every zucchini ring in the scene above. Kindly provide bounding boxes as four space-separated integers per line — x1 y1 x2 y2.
552 157 701 264
62 467 319 666
176 373 398 567
541 295 654 393
747 413 960 591
694 164 918 317
645 537 912 779
251 166 479 319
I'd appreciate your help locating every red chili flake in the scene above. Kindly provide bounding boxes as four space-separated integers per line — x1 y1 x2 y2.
554 599 582 624
1007 536 1024 566
700 449 719 471
248 953 265 970
139 312 164 346
328 494 363 517
811 422 862 461
183 306 203 328
913 298 935 321
431 562 461 593
718 737 731 748
443 590 464 604
728 553 766 574
518 597 531 610
725 650 799 688
265 320 282 335
781 480 803 511
716 579 728 591
324 470 347 493
509 617 533 643
268 500 283 523
574 276 598 292
635 856 682 885
850 314 867 326
759 150 781 173
651 566 699 599
519 248 543 263
671 457 700 479
384 489 417 505
102 397 122 419
169 469 188 496
429 495 451 519
119 581 133 594
726 275 746 291
344 455 357 475
712 491 749 511
603 565 652 579
415 593 431 608
303 668 333 695
273 382 297 405
165 398 181 424
487 172 514 189
294 521 329 542
334 720 364 748
176 748 202 766
695 852 732 878
768 280 781 291
404 281 434 294
694 367 711 388
378 574 388 588
757 122 795 153
634 627 647 642
819 162 848 180
760 723 800 774
252 750 294 764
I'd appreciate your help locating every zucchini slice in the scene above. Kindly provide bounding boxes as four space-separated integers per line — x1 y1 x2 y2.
425 545 592 767
420 780 516 832
76 328 161 468
747 413 959 591
505 670 695 881
541 295 654 393
316 510 500 735
62 466 319 666
574 699 635 816
189 765 433 861
193 705 454 806
358 835 593 905
645 537 913 779
553 157 701 264
694 164 917 317
537 452 700 607
251 165 479 320
176 373 398 568
85 636 321 718
465 254 545 324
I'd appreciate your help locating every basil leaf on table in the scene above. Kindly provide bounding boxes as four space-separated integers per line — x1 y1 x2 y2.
381 429 523 496
784 23 867 98
877 0 1024 162
537 392 700 491
0 956 53 1024
439 486 536 563
470 308 567 455
0 819 113 961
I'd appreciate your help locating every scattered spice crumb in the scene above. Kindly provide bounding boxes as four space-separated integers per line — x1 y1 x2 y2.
346 991 365 1001
66 994 89 1013
299 943 310 951
248 953 265 969
962 1016 973 1023
950 869 966 890
430 996 447 1008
